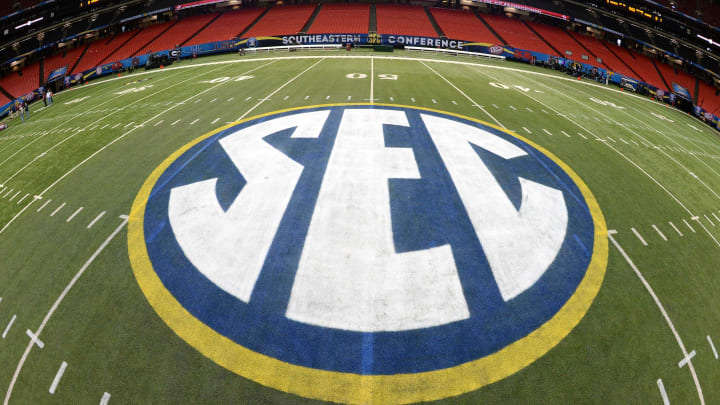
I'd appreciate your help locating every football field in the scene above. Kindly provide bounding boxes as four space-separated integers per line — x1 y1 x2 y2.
0 49 719 404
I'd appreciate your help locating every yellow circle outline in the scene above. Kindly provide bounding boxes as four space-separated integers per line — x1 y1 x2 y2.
128 104 608 404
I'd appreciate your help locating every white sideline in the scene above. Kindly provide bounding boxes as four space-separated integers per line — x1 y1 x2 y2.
3 217 128 405
608 232 704 405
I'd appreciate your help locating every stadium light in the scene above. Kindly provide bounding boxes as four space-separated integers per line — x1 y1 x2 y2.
15 17 43 30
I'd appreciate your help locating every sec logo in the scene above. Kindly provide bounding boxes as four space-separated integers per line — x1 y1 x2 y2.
128 104 607 403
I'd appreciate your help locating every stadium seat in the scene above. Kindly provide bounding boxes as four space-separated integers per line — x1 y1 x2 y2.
654 61 697 98
698 81 720 114
375 5 437 37
568 32 637 78
244 5 316 37
110 22 175 60
137 14 219 55
0 62 40 99
430 8 500 43
611 45 667 90
308 4 369 34
44 45 86 79
186 9 265 46
480 14 557 56
71 38 119 75
525 22 594 63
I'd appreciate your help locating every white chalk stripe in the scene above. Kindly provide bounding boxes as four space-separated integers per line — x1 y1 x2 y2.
684 219 696 233
523 127 532 134
49 362 67 394
669 221 683 236
561 130 571 137
713 213 720 224
190 118 199 125
9 191 20 201
100 392 111 405
211 118 219 124
66 207 83 223
153 120 164 127
171 119 180 125
577 132 587 139
542 129 552 136
679 350 696 368
36 199 51 212
16 194 29 205
50 202 66 217
631 227 648 246
652 225 667 241
87 211 105 229
705 214 714 226
708 336 718 359
2 315 16 338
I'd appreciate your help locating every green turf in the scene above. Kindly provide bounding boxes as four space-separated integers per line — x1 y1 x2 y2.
0 49 717 403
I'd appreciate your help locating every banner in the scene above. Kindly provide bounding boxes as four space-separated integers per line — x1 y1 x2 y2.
46 65 67 82
672 82 692 101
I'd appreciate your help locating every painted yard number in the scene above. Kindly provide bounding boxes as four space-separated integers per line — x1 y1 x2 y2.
346 73 398 80
201 75 255 83
168 109 567 331
488 82 543 93
652 112 675 123
589 97 625 109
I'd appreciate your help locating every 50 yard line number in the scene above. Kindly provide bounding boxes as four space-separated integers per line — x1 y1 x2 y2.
346 73 398 80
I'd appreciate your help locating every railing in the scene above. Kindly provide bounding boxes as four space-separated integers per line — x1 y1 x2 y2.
245 44 343 53
405 46 505 60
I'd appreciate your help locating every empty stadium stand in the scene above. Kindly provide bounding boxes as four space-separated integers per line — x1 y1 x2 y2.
137 14 218 55
429 8 500 44
375 5 436 37
481 14 557 56
610 45 668 90
186 9 264 46
308 4 369 34
654 60 697 97
243 5 316 37
698 81 720 114
72 37 119 75
44 45 87 80
106 22 175 61
0 62 39 99
525 22 590 62
569 32 637 78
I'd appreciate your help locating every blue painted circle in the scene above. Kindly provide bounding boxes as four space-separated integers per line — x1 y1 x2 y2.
142 105 594 375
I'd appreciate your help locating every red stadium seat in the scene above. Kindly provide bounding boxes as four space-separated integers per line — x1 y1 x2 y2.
376 5 437 37
698 81 720 114
308 4 369 34
480 14 557 56
0 63 40 99
137 14 219 55
45 46 86 78
525 22 593 63
568 32 637 78
186 9 265 45
654 61 697 97
611 45 667 90
430 8 500 44
107 22 175 61
244 5 316 37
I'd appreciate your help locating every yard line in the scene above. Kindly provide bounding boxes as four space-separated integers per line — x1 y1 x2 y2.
2 315 16 338
16 194 29 205
679 350 697 368
227 97 234 102
705 214 714 226
32 62 276 207
631 227 648 245
210 98 217 102
452 100 457 105
620 138 629 144
4 218 129 405
713 212 720 223
432 99 437 104
124 122 134 128
652 224 667 241
111 123 120 129
669 221 683 236
50 202 65 217
509 105 517 110
284 95 289 100
171 119 180 125
606 136 616 143
66 207 83 223
542 129 552 136
631 139 639 146
8 191 20 201
2 188 11 198
523 127 532 134
420 61 505 129
100 124 109 129
304 95 309 100
684 219 696 233
525 107 533 112
492 104 499 108
389 96 394 102
560 130 571 137
325 95 330 100
236 59 320 122
195 99 203 103
49 362 67 394
100 392 111 405
153 120 164 127
190 118 199 125
608 232 704 405
36 199 51 212
369 56 374 103
708 336 719 359
87 211 106 229
657 379 670 405
211 118 220 124
411 97 415 102
577 132 587 139
542 109 549 114
347 96 351 100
